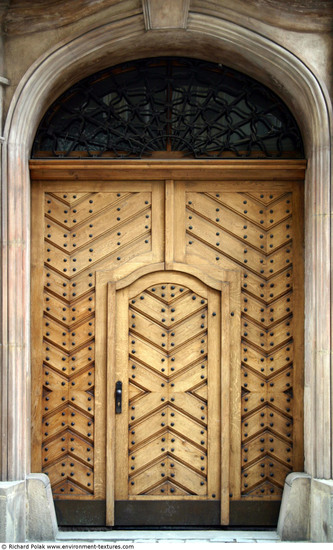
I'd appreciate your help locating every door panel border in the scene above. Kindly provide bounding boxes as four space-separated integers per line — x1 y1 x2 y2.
114 273 221 508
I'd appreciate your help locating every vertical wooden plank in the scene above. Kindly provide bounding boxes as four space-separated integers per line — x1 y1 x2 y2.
292 181 304 471
31 181 45 473
207 287 221 503
94 272 107 500
227 271 242 503
173 181 186 264
220 281 230 525
106 282 116 525
114 287 129 500
152 181 165 263
165 180 175 263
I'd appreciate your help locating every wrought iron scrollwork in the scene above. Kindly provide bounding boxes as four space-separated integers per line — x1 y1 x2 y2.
32 57 304 159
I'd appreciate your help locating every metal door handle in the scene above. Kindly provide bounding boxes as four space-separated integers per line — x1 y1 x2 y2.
115 381 122 414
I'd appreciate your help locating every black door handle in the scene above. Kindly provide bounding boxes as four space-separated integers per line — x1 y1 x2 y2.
115 381 122 414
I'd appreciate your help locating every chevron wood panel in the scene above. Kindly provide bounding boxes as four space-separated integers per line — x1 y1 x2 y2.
33 183 162 499
184 185 303 501
121 280 220 499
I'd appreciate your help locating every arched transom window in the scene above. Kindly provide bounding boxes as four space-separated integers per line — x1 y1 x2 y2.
32 57 304 159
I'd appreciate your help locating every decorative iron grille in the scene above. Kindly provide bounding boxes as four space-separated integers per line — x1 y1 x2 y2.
32 57 304 159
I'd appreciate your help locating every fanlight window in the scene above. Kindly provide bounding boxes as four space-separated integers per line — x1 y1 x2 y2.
32 57 304 159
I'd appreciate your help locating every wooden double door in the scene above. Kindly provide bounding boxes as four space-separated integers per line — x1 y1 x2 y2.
30 160 305 526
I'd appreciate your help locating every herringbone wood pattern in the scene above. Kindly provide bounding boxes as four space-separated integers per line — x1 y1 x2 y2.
128 283 209 496
39 189 154 497
184 189 300 498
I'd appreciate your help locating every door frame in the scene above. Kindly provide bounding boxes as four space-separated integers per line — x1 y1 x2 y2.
95 262 241 525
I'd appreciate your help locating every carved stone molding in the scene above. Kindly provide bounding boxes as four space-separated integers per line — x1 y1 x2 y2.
142 0 189 30
0 76 10 137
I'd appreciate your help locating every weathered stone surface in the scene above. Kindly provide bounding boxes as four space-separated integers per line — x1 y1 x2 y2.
191 0 333 32
277 472 311 541
2 0 332 35
143 0 189 29
0 481 25 542
2 0 141 35
26 474 58 541
311 479 333 542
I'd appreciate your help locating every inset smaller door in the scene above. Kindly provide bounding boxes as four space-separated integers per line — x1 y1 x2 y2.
107 270 231 526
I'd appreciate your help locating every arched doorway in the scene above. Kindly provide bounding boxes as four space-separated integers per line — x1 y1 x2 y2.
29 57 306 527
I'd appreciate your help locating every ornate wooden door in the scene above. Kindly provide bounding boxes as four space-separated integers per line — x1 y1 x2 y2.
30 160 305 527
108 271 226 525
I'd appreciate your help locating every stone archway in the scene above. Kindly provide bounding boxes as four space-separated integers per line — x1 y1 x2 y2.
1 6 332 539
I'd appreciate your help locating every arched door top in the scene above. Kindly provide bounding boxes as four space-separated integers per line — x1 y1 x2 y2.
32 57 304 160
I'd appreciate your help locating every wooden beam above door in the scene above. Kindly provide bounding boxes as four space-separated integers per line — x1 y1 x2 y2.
29 160 306 181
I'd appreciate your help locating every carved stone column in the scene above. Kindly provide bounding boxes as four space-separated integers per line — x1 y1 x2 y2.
0 47 11 483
